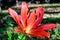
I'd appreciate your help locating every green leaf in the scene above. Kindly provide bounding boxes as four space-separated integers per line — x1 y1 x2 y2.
54 28 58 35
51 35 56 39
18 33 26 40
7 31 12 39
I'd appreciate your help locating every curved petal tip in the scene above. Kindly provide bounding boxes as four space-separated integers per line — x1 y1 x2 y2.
22 2 27 5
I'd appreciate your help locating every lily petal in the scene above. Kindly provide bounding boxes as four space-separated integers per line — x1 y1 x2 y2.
30 30 50 38
14 27 23 32
21 2 29 27
32 24 56 32
32 7 44 28
26 7 44 33
8 8 23 29
39 24 57 30
14 27 26 34
27 11 36 26
26 11 36 33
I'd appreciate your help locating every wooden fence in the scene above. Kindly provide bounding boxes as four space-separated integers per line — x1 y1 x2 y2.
1 3 60 18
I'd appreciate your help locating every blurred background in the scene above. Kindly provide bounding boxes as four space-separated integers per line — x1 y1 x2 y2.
0 0 60 40
0 0 60 9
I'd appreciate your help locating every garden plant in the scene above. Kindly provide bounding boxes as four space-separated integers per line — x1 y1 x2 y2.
7 2 57 40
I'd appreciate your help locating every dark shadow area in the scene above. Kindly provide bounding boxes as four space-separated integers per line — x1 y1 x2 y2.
1 0 60 10
42 17 60 24
0 12 17 40
26 36 48 40
1 0 16 10
45 12 60 14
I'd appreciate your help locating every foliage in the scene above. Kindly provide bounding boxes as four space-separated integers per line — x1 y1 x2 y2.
42 18 60 40
0 12 26 40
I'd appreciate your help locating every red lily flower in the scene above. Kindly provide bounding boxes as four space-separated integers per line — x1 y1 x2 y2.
8 2 56 38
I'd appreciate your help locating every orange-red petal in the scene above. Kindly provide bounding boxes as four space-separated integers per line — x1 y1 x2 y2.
31 24 56 32
8 8 23 29
21 2 29 28
39 24 57 30
26 11 36 33
30 30 50 38
27 11 36 26
14 27 26 34
14 27 23 32
32 7 44 28
26 7 44 33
